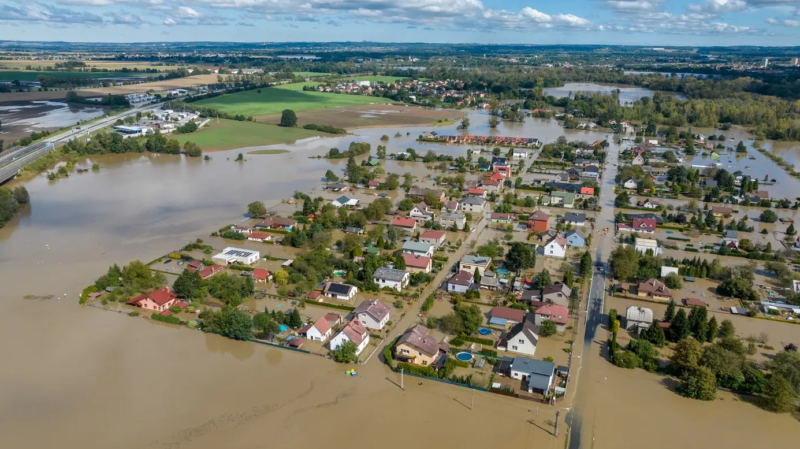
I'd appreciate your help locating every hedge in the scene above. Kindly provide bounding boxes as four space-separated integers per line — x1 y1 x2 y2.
306 301 356 312
462 335 494 346
421 295 435 313
684 248 700 253
397 362 436 378
667 237 690 242
151 312 181 325
453 359 470 368
479 348 498 357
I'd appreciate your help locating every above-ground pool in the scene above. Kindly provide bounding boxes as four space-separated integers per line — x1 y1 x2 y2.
333 270 346 276
279 325 289 332
478 328 492 335
497 269 509 274
456 352 474 362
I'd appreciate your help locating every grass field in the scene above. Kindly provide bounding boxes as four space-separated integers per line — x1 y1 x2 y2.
0 71 151 81
293 72 333 77
194 77 406 117
170 119 326 151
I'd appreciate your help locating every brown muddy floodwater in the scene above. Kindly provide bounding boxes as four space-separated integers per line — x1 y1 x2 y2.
543 82 687 105
0 100 108 143
2 109 799 448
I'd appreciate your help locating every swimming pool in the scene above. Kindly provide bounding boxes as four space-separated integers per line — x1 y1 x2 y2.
478 328 492 335
456 352 474 362
497 269 509 274
279 325 288 332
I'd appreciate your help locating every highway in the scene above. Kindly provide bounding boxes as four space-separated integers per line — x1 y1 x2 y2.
0 102 161 183
567 138 621 449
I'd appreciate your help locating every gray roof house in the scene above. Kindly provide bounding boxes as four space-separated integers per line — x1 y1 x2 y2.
373 266 410 292
502 320 539 356
564 229 586 247
508 357 555 394
460 196 487 212
402 241 434 257
542 283 571 307
563 212 586 226
353 299 392 330
439 212 466 230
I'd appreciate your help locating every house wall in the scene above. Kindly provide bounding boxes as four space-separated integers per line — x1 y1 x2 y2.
357 312 389 330
529 219 549 233
329 332 369 355
447 283 470 293
420 236 446 247
306 327 330 342
374 276 408 292
395 344 436 366
534 314 566 333
138 298 177 312
544 243 566 258
460 203 484 213
460 262 489 276
506 333 537 356
543 293 570 307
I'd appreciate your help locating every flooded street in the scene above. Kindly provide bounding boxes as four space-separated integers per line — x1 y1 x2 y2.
0 100 108 144
2 107 800 448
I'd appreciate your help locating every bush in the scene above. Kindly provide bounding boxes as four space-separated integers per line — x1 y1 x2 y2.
128 311 139 317
462 335 494 346
421 295 435 312
397 362 436 378
303 123 346 134
539 320 558 337
479 348 498 357
151 312 181 325
450 337 465 347
613 351 641 369
383 346 394 367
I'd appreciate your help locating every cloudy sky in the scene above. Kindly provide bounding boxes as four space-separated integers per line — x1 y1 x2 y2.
0 0 799 45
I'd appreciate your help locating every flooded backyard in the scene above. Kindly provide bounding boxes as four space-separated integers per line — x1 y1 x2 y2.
0 100 107 144
1 107 800 448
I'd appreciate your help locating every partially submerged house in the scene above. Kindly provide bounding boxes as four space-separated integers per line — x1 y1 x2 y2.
394 325 449 368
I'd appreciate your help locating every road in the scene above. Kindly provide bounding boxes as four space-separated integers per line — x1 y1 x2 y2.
0 102 161 183
567 139 621 449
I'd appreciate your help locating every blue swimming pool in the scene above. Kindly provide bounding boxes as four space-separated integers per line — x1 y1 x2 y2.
497 269 509 274
456 352 474 362
279 325 288 332
478 328 492 335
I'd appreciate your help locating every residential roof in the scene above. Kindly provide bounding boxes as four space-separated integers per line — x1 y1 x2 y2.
462 254 492 266
637 278 672 297
440 212 465 221
341 320 369 346
258 216 298 227
626 306 654 323
396 325 445 357
392 216 417 228
507 320 539 346
127 287 177 306
325 183 348 190
252 268 270 281
565 228 585 240
420 230 447 240
724 230 739 239
491 213 514 220
447 270 474 287
482 179 501 186
580 186 595 195
323 313 342 325
583 165 600 173
635 237 659 248
564 212 586 223
489 316 508 326
529 210 549 222
403 253 431 269
510 356 555 378
460 196 487 205
712 206 733 214
300 316 332 336
632 218 656 229
684 298 708 308
545 234 567 249
468 188 486 195
534 304 569 324
353 299 391 323
335 195 351 204
403 241 433 253
491 306 525 322
542 283 571 298
373 266 408 282
325 282 356 296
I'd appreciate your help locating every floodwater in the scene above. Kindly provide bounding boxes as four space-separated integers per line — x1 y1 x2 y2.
544 82 686 105
0 100 107 144
2 107 799 448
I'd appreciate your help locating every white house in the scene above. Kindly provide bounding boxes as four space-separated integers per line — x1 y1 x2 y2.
299 317 332 342
637 199 660 209
373 267 409 292
622 178 639 190
329 320 370 355
631 155 645 166
323 282 358 301
460 196 487 213
634 237 662 256
543 234 567 258
502 321 539 356
352 299 391 330
512 149 530 159
459 254 492 276
409 202 435 222
402 241 434 257
332 196 360 208
446 271 474 293
212 247 260 266
660 266 679 277
439 213 466 230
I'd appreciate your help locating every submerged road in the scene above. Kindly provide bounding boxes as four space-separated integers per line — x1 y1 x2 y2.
567 138 622 449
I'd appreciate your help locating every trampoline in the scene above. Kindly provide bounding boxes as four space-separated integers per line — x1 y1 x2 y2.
478 328 492 335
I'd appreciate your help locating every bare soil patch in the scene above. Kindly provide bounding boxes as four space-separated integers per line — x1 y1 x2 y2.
259 104 464 129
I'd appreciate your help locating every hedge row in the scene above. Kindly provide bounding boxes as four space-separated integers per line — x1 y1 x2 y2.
396 362 437 378
421 295 435 313
307 301 355 312
479 348 498 357
667 237 690 242
151 312 181 325
462 335 494 346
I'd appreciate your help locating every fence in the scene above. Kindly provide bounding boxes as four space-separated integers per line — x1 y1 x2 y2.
394 368 489 392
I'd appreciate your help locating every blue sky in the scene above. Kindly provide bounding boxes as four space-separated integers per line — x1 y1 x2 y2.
0 0 799 45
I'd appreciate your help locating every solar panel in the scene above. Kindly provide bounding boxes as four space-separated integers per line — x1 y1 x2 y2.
326 283 352 295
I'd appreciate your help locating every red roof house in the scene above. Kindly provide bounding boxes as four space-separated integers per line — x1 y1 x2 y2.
392 216 418 230
490 306 526 324
252 268 270 283
127 287 178 312
403 253 432 273
528 210 550 233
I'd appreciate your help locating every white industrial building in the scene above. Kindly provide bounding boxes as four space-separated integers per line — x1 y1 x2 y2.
212 247 260 265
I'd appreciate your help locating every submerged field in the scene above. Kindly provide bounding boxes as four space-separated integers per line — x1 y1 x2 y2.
194 77 406 117
0 71 151 81
260 104 464 129
170 119 328 151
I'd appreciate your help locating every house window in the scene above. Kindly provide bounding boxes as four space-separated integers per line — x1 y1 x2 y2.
512 345 518 350
422 361 427 365
518 339 524 344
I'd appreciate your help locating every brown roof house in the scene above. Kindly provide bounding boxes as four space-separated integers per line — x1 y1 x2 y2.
489 306 526 328
394 325 449 368
637 278 672 301
500 320 539 357
352 299 391 330
542 283 571 307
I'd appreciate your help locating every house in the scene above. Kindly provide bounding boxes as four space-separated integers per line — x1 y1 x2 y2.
368 180 379 189
443 200 459 212
247 232 272 243
126 287 178 312
480 271 500 291
579 186 595 197
186 261 224 280
509 357 555 394
637 199 659 209
256 216 297 231
403 254 432 273
299 316 333 342
684 298 708 308
345 226 364 235
251 268 271 283
528 210 550 232
660 266 679 277
637 278 672 301
533 304 569 333
212 247 260 265
323 282 358 301
446 270 474 293
619 218 656 234
564 228 586 247
420 230 447 247
711 206 733 217
627 213 664 225
634 237 662 256
324 313 343 328
622 178 639 190
394 325 449 367
550 191 575 208
563 212 586 226
409 202 435 222
754 190 769 200
439 213 467 230
491 213 515 224
459 254 492 276
373 267 410 292
287 338 305 350
631 155 645 166
230 225 254 234
392 216 418 232
407 188 446 203
402 241 434 257
722 230 739 249
489 307 525 327
556 172 577 182
481 178 502 192
625 306 654 333
324 183 348 192
332 196 360 208
467 187 486 198
502 321 539 356
542 283 571 307
542 234 567 259
581 165 600 178
512 149 529 158
492 156 511 177
329 320 370 356
460 196 487 213
353 299 391 330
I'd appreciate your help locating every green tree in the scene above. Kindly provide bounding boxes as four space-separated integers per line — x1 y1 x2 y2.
247 201 267 217
505 242 536 271
669 309 691 342
664 273 682 289
473 267 482 284
253 312 279 337
333 340 358 363
614 191 631 208
643 321 667 347
288 308 303 329
173 269 204 300
787 223 796 236
539 320 558 337
664 300 676 322
580 251 592 277
609 245 639 282
760 209 778 223
670 337 703 376
705 316 719 342
564 270 574 288
274 269 289 286
324 169 339 182
736 140 747 153
688 306 709 342
456 304 483 335
12 186 29 204
762 374 796 412
439 313 464 335
680 366 717 401
280 109 297 127
767 350 800 394
718 319 736 339
395 254 406 270
218 306 254 340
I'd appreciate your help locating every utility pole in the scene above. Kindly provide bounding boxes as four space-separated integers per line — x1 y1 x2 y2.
400 368 404 390
555 410 560 437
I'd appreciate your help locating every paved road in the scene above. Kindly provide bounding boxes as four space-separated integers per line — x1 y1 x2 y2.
0 102 161 183
567 140 622 449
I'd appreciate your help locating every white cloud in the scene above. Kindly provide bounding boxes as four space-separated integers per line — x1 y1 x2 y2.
163 17 176 25
766 17 778 22
606 1 661 11
176 6 201 18
784 18 800 25
689 0 747 13
521 7 552 23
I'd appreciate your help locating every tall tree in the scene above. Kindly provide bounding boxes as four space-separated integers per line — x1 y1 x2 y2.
247 201 267 217
705 316 719 342
280 109 297 127
718 319 736 339
473 267 482 284
688 306 709 342
669 309 690 342
664 300 676 322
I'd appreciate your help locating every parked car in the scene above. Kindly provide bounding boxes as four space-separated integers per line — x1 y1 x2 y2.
163 259 171 264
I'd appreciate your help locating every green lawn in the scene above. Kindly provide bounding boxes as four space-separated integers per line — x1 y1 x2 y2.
170 119 324 151
0 71 151 81
293 72 333 77
194 77 406 117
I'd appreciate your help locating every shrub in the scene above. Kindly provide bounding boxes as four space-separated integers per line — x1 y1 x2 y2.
421 295 435 312
539 320 558 337
151 312 181 325
397 362 436 378
128 311 139 317
614 351 641 369
383 346 394 367
450 337 464 347
479 348 498 357
462 335 494 346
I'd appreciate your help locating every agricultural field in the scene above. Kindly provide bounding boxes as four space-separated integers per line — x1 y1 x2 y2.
260 104 463 129
170 119 327 151
0 60 187 71
0 70 152 81
195 81 397 118
292 72 333 77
